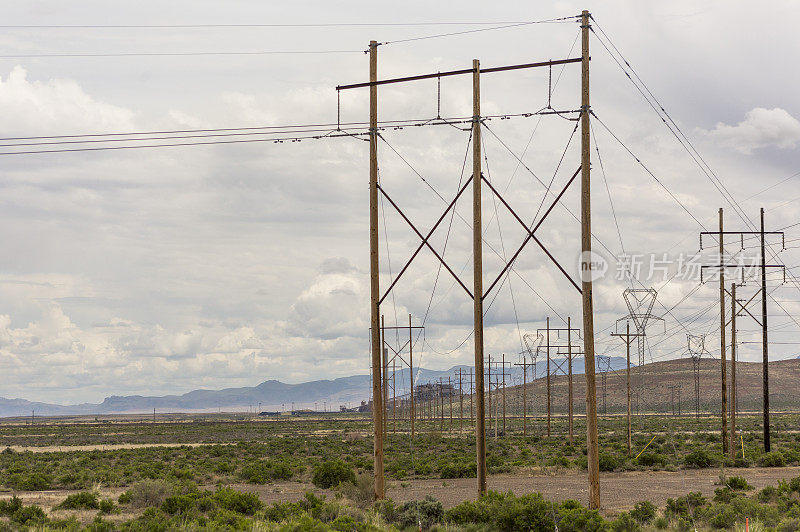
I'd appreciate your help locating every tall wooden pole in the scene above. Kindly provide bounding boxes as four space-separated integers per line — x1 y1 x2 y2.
719 208 728 456
568 317 574 443
730 283 737 460
382 315 388 442
472 58 486 495
546 317 551 438
487 354 491 436
502 353 506 436
368 40 384 500
580 10 600 510
459 369 464 434
449 376 453 432
522 354 527 436
470 368 474 427
489 375 500 441
409 314 415 440
761 207 771 452
392 357 396 434
440 378 444 431
626 322 632 457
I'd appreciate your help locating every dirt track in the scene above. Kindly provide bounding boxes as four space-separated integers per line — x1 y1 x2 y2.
384 466 800 513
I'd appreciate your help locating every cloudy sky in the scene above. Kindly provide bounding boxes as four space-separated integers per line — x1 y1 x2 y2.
0 0 798 404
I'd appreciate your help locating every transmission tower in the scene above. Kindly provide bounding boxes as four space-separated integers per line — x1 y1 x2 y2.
622 288 662 368
687 334 709 418
617 288 663 415
518 332 544 436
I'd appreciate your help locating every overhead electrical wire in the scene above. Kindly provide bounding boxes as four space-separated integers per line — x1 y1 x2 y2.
0 111 571 156
0 19 579 29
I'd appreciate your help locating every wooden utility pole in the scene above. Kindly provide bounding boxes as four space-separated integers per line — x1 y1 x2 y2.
459 369 464 434
489 375 500 441
719 208 729 456
546 317 551 438
730 283 737 460
470 368 474 427
626 322 632 456
522 354 528 436
440 378 445 431
567 317 574 442
612 324 637 455
486 354 492 436
760 207 771 452
471 58 487 495
368 39 384 500
502 353 507 436
392 357 397 433
409 314 415 440
382 315 388 442
449 376 453 432
580 10 600 510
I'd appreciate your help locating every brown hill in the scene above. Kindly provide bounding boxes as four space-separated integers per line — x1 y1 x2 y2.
501 357 800 415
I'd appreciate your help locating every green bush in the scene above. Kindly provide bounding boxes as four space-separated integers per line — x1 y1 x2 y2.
124 479 170 508
395 496 443 530
8 472 51 491
630 500 656 524
239 459 293 483
779 517 800 532
439 461 477 479
11 505 47 526
312 460 356 489
611 511 640 532
98 499 116 514
212 487 263 515
758 485 778 502
684 449 715 468
760 451 787 467
725 475 752 491
599 453 620 472
446 491 558 531
58 491 100 510
666 492 707 519
0 495 22 516
556 499 607 531
161 494 195 515
706 502 737 529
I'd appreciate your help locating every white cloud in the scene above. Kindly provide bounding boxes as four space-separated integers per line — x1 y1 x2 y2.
0 66 136 134
699 107 800 154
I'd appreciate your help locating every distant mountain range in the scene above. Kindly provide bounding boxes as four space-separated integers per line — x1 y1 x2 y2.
0 356 629 418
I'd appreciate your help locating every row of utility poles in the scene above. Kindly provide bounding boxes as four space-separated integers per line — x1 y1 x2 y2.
701 207 784 456
343 9 600 507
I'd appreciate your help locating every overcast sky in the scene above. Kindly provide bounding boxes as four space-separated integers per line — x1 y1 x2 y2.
0 0 798 404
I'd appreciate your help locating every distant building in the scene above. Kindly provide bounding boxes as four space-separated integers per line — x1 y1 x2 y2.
414 382 458 401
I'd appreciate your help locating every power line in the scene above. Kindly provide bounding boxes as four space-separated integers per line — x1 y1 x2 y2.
0 111 562 146
0 49 363 58
0 112 567 156
0 21 575 29
381 17 580 45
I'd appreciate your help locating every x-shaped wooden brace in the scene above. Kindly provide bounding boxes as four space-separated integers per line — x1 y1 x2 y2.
482 166 583 299
724 286 762 327
378 177 473 304
552 348 584 376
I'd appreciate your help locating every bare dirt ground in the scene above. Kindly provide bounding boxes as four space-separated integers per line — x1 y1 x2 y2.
5 466 799 518
386 466 800 513
6 442 230 453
